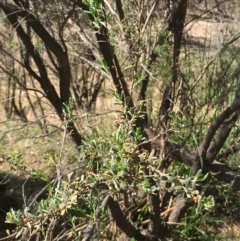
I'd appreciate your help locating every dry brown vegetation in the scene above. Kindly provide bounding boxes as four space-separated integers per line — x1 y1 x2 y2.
0 0 240 240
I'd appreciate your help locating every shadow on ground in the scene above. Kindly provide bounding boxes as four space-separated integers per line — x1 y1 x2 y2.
0 172 47 238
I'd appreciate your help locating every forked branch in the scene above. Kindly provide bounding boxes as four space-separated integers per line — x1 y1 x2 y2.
197 87 240 166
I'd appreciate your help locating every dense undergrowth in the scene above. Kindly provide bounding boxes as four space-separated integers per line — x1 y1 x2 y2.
1 0 240 240
0 101 239 241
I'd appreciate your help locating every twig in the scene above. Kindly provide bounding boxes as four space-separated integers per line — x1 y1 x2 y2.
82 194 110 241
66 224 88 240
166 221 185 225
141 0 157 34
0 233 16 240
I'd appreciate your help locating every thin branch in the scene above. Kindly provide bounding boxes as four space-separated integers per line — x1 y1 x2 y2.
104 0 124 35
216 144 240 161
206 112 239 162
143 126 240 190
198 87 240 157
78 56 110 79
82 195 110 241
141 0 158 35
0 65 46 97
0 1 72 103
72 0 134 110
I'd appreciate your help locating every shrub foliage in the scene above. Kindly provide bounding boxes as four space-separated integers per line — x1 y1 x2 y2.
0 0 240 240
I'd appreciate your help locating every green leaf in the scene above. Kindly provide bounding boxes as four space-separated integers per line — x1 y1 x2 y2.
160 175 169 181
203 195 215 210
185 197 194 202
174 189 184 195
196 173 209 182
